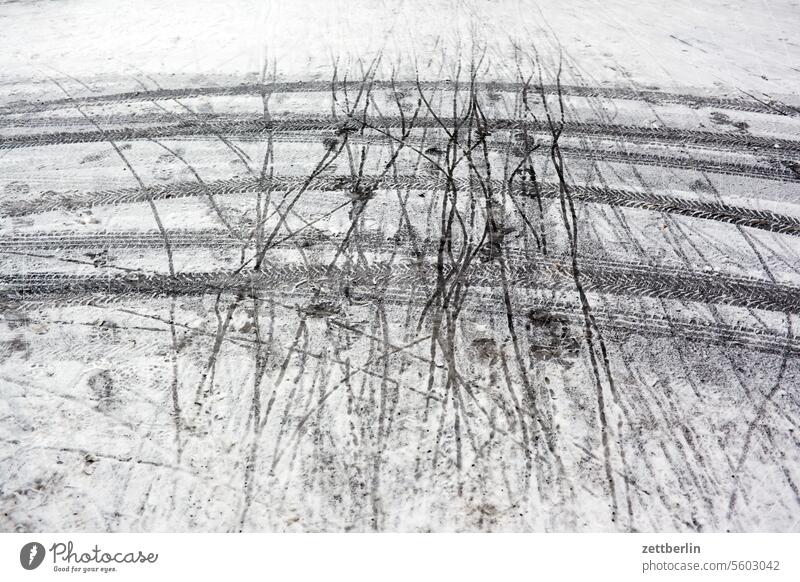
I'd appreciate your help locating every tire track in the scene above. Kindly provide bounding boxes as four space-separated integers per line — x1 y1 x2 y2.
3 256 799 314
1 81 795 117
2 227 797 290
2 273 798 357
1 121 794 182
5 176 800 238
3 114 798 155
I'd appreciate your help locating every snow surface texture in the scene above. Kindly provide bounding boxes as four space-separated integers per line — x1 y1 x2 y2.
1 0 800 532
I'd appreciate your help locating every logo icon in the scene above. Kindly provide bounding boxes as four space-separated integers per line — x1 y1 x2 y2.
20 542 46 570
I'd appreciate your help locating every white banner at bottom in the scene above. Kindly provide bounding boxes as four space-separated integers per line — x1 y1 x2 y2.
1 533 798 582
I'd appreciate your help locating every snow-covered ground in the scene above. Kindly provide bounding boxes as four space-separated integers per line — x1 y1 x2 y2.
1 0 800 532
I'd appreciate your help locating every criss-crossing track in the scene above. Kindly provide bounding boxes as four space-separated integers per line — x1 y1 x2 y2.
1 1 800 532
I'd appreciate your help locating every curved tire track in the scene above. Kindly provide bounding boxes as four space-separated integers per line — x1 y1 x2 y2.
3 256 799 314
5 176 800 238
1 81 796 117
2 270 798 357
2 114 798 155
